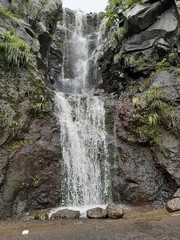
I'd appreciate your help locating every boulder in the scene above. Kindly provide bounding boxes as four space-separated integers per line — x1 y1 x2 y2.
173 189 180 199
86 207 107 219
50 213 58 220
123 0 171 35
166 198 180 212
123 6 178 52
106 203 124 219
56 209 80 219
33 210 49 220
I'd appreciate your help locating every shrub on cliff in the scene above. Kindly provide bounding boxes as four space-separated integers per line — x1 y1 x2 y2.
101 0 145 27
0 31 31 67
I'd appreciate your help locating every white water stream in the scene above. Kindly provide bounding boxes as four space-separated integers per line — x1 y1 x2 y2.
55 10 111 210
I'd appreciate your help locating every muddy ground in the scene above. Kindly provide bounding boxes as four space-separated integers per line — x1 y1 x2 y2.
0 207 180 240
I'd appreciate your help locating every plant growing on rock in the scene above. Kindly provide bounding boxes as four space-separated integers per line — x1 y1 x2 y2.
0 7 22 19
101 0 145 27
128 88 177 144
0 31 31 67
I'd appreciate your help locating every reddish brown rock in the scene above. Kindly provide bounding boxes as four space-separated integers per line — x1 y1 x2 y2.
33 210 49 220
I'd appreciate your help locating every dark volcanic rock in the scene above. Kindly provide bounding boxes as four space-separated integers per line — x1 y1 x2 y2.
123 0 171 36
87 207 107 219
99 0 179 94
123 5 178 52
107 69 180 205
0 1 62 219
56 209 80 219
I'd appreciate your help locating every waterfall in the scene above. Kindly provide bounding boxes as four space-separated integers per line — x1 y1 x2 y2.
55 10 111 207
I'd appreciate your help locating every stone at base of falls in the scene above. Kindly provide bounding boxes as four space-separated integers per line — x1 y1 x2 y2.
106 203 124 219
166 198 180 212
55 209 80 219
173 189 180 199
86 207 108 219
50 213 58 220
33 210 49 221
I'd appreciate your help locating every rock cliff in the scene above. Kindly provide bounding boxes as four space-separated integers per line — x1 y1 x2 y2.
0 0 62 218
100 0 180 206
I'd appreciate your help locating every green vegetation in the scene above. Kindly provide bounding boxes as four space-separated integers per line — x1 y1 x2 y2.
32 176 41 187
114 48 124 63
128 88 177 144
101 0 145 27
0 31 31 67
157 58 172 71
0 7 22 19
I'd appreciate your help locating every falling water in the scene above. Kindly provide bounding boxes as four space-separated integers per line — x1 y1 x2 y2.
55 10 111 207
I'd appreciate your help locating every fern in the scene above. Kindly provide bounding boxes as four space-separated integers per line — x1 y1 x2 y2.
148 113 159 126
0 31 31 67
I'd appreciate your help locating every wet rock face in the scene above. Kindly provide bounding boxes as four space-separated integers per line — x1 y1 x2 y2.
98 0 180 206
0 96 61 218
107 69 180 206
0 1 62 218
99 0 180 95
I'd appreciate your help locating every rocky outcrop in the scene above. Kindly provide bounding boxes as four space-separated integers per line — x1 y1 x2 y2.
99 0 180 94
100 0 180 206
107 70 180 205
0 0 62 218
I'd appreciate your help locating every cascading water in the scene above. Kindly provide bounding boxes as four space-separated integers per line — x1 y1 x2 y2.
55 9 111 208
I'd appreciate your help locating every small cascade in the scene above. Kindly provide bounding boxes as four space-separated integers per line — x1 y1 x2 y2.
55 9 111 207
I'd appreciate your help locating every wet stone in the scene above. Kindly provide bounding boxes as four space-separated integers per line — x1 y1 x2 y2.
56 209 80 219
33 210 49 221
86 207 107 219
106 203 124 219
166 198 180 212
